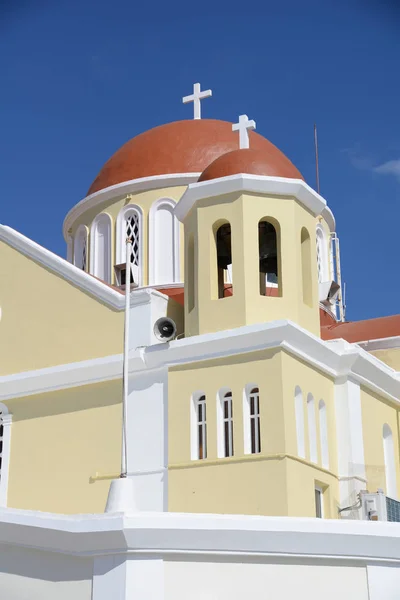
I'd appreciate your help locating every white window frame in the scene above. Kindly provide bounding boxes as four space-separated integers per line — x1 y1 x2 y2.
307 393 318 463
295 386 305 459
89 213 112 283
316 224 329 283
217 389 234 458
191 393 207 460
73 224 88 271
315 485 324 518
243 384 261 455
383 423 397 499
148 198 181 285
0 405 12 508
318 399 329 469
116 204 143 287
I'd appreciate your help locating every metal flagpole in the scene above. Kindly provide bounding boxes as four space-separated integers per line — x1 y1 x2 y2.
121 237 131 478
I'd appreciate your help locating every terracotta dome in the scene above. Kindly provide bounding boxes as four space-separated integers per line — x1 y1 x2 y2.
198 148 303 182
87 119 303 195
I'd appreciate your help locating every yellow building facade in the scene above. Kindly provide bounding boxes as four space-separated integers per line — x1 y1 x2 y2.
0 116 399 524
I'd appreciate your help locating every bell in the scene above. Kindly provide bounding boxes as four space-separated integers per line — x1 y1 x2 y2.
216 224 232 270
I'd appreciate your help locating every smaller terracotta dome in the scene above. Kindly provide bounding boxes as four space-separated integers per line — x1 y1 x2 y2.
198 148 303 182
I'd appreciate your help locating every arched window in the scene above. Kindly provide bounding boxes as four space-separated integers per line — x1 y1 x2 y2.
218 389 234 458
383 424 397 498
191 394 207 460
214 221 232 299
90 213 112 283
116 205 143 287
319 399 329 469
294 386 305 458
316 225 329 283
307 393 317 463
73 225 88 271
0 405 12 508
301 227 313 307
258 219 279 295
243 385 261 454
187 234 195 312
149 199 180 285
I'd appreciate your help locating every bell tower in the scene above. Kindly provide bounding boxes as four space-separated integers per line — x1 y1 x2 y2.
175 145 327 339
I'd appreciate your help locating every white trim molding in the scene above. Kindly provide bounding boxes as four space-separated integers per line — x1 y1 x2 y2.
73 224 88 270
149 197 181 285
0 405 12 508
0 225 167 310
1 320 400 406
174 174 327 222
63 173 200 241
90 213 112 283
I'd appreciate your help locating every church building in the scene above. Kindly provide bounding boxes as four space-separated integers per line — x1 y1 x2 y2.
0 83 399 599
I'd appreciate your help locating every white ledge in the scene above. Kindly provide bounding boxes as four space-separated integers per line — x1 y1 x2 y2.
0 507 400 563
1 320 399 404
63 172 201 240
0 225 167 310
174 174 327 222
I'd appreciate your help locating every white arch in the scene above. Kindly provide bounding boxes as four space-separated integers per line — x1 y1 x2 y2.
383 424 397 498
73 224 88 271
295 386 305 459
307 393 317 463
90 213 112 283
0 403 12 508
316 224 329 283
318 399 329 469
149 198 180 285
116 204 143 286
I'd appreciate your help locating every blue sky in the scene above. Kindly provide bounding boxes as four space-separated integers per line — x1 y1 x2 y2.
1 0 399 321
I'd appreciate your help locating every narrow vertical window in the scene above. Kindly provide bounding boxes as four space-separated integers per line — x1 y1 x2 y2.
0 406 12 507
187 234 195 312
222 391 234 458
383 424 397 498
319 400 329 469
116 206 143 286
249 387 261 454
316 225 329 284
307 393 317 463
74 225 88 271
301 227 313 307
258 220 279 295
295 386 305 459
315 486 324 518
196 395 207 460
90 213 112 283
215 222 232 299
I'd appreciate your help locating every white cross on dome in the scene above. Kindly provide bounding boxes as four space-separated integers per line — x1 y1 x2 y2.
232 114 256 149
182 82 212 120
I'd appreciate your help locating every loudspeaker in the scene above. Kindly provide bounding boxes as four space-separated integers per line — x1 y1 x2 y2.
153 317 177 342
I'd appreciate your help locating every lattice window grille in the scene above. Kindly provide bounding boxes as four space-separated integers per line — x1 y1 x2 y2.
316 235 323 283
126 213 140 266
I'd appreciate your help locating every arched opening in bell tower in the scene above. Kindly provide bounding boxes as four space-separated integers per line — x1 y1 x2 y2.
214 221 233 299
258 219 280 296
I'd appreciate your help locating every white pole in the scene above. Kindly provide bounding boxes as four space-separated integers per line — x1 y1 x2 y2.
121 237 131 477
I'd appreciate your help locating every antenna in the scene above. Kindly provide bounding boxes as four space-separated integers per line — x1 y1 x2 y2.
314 123 320 195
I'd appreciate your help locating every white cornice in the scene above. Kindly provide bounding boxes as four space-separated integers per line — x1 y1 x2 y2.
174 174 327 222
321 205 336 232
0 507 400 564
0 225 167 310
63 173 200 241
357 336 400 352
1 320 399 404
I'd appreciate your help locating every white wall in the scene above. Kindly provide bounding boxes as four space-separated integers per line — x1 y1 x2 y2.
165 559 369 600
0 543 92 600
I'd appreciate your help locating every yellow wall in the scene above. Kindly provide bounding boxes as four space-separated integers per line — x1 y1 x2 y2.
70 186 187 287
183 192 320 338
370 348 400 371
5 380 122 514
361 387 400 497
0 241 124 374
168 348 339 518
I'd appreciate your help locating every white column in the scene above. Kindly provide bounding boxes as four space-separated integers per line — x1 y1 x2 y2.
92 554 165 600
334 378 366 518
0 413 13 507
66 234 73 263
